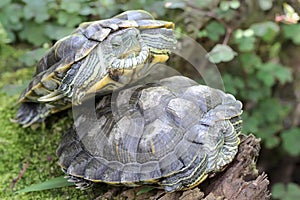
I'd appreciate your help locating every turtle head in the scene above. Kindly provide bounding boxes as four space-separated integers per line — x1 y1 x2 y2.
110 28 142 60
103 28 149 70
104 27 177 70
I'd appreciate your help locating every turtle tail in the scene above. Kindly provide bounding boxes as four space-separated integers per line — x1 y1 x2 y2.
12 102 50 127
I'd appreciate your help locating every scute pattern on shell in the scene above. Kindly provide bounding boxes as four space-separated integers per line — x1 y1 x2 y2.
57 75 243 192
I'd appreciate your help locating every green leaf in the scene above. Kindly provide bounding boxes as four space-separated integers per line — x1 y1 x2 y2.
193 0 219 9
44 24 73 40
275 65 292 84
283 24 300 44
256 62 292 87
257 125 281 149
57 11 82 27
269 42 281 58
240 76 271 101
237 36 255 51
208 44 237 63
223 73 245 95
164 1 186 9
287 183 300 199
19 21 49 46
0 21 10 43
0 0 11 8
250 21 279 43
16 176 74 193
257 98 283 123
219 1 230 11
233 29 256 51
1 83 27 96
136 187 155 195
258 0 273 11
242 113 260 134
0 3 23 30
257 69 274 87
22 0 50 23
229 0 240 9
272 183 286 199
19 47 48 66
282 128 300 156
205 21 225 41
79 6 96 16
61 0 81 13
239 52 262 74
272 183 300 200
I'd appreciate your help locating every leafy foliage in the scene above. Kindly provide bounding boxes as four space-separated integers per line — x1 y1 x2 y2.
272 183 300 200
281 128 300 156
208 44 237 63
1 0 300 199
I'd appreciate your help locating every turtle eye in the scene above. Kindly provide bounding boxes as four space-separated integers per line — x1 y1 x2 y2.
111 35 122 48
112 42 121 48
128 29 139 37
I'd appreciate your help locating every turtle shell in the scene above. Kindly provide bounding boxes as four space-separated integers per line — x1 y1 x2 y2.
57 76 243 192
15 10 176 127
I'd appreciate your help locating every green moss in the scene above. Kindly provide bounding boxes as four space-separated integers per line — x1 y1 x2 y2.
0 69 94 199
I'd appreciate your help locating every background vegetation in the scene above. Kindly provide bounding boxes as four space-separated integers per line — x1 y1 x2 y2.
1 0 300 199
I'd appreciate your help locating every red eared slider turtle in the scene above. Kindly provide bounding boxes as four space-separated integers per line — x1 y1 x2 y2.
57 76 243 192
14 10 176 127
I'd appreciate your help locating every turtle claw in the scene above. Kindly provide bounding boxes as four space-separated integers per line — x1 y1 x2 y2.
13 102 50 127
38 91 65 102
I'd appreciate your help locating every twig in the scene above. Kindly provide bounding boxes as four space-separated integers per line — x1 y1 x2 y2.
10 162 29 189
223 26 232 45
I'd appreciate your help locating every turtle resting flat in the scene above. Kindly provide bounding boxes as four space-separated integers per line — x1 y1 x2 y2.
57 75 243 192
14 10 176 127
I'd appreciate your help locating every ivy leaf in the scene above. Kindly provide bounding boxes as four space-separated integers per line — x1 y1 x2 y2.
258 0 273 11
57 11 82 27
272 183 300 200
207 44 237 63
0 21 10 43
272 183 286 199
193 0 219 9
236 36 256 51
233 29 256 51
0 3 23 30
223 73 245 95
44 24 73 41
269 42 281 58
283 24 300 44
282 128 300 156
164 1 186 9
257 70 274 87
256 62 292 87
250 21 279 43
0 0 11 8
239 52 262 74
22 0 50 23
19 21 49 46
60 0 81 13
205 21 225 41
219 1 230 11
242 114 259 134
19 47 48 66
259 125 281 148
